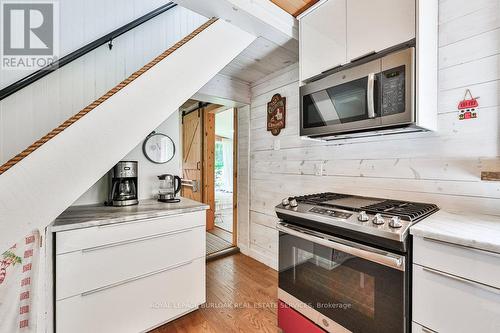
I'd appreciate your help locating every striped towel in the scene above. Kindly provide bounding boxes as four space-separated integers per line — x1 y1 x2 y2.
0 230 40 333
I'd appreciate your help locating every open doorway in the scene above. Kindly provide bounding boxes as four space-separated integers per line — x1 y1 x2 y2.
213 108 235 243
180 100 238 259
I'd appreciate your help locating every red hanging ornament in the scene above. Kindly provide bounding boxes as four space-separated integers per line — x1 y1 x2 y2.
458 89 479 120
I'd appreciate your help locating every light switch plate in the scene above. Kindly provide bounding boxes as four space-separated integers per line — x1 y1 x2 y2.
314 162 324 176
273 139 280 151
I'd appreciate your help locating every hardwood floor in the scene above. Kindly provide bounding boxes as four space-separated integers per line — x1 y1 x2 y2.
151 254 280 333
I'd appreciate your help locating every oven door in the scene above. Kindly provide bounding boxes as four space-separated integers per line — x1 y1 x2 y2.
300 59 382 137
277 222 407 333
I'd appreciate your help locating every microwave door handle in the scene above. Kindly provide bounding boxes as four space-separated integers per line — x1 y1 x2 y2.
367 73 376 119
277 222 405 271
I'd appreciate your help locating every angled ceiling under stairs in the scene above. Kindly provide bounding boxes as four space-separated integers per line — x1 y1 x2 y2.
0 18 255 253
219 36 298 84
174 0 300 85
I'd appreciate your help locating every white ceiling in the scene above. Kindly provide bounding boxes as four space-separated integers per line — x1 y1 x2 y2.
219 36 298 84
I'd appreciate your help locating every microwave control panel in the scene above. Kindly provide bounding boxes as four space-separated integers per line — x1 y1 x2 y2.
380 65 406 116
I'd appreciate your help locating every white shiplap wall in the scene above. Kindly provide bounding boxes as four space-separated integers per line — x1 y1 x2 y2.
74 110 182 205
0 0 184 88
237 105 251 254
0 3 206 164
240 0 500 269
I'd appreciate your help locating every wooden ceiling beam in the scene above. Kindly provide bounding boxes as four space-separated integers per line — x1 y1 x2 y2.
270 0 318 17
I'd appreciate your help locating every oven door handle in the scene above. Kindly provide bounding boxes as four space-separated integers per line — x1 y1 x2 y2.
277 222 405 271
367 73 376 119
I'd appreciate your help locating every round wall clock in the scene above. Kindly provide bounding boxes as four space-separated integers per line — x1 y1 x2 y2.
142 132 175 164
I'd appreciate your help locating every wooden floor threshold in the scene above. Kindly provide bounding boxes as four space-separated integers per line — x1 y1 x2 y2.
206 246 240 262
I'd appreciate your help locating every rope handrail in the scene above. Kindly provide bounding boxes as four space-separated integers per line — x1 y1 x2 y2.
0 2 178 101
0 18 219 175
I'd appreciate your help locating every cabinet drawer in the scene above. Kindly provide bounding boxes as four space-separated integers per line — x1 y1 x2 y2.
56 225 205 300
56 257 205 333
56 210 205 254
413 236 500 289
413 264 500 333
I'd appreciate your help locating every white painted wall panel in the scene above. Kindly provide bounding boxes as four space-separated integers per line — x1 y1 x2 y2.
0 0 176 89
74 110 182 205
0 6 207 165
241 1 500 269
237 105 251 254
439 0 500 46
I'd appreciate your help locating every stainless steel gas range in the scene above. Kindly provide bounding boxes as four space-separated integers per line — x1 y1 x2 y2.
275 192 438 333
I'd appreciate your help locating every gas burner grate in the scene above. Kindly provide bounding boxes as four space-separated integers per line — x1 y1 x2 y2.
361 200 438 222
293 192 349 204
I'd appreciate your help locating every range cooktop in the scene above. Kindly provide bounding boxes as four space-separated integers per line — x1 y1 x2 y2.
275 192 438 243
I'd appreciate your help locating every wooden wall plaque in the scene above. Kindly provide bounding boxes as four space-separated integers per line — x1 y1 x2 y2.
481 172 500 181
267 93 286 136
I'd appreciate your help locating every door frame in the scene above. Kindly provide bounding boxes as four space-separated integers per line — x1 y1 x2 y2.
182 102 238 245
232 108 238 246
204 105 238 246
202 104 218 231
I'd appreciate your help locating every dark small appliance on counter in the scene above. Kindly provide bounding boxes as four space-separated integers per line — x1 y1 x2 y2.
158 174 181 203
106 161 139 207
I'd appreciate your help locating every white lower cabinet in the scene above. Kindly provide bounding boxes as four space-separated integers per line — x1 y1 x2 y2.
57 258 205 333
55 211 206 333
56 225 205 300
412 237 500 333
413 236 500 289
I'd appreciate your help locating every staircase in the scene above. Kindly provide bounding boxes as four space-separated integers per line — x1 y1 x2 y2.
0 18 255 253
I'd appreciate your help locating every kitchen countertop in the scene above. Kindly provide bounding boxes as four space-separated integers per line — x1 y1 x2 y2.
51 198 209 232
410 210 500 254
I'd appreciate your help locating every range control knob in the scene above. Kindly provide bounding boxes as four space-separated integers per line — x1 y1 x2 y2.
289 199 298 208
281 198 290 207
357 211 369 222
389 216 403 228
372 213 385 225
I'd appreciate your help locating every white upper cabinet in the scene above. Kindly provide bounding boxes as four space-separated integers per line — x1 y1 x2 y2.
300 0 346 82
346 0 415 62
299 0 417 82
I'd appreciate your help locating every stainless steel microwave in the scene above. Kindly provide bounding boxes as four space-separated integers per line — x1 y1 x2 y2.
300 47 424 139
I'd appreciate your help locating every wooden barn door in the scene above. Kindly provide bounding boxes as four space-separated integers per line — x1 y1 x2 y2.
181 109 203 203
182 104 218 231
